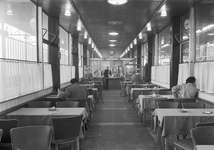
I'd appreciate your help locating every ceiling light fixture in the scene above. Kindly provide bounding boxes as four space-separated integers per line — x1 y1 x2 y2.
109 32 119 36
147 22 152 31
139 32 142 39
161 10 167 17
109 40 117 42
108 21 122 25
107 0 128 5
109 44 116 47
130 43 133 48
88 38 92 44
64 9 71 16
84 31 88 39
134 38 137 44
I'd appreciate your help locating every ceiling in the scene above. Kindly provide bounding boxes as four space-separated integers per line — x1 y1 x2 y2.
31 0 204 58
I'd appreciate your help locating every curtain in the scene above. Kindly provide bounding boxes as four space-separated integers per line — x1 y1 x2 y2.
177 63 189 84
60 65 72 84
194 62 214 93
151 65 170 84
0 62 43 102
44 64 53 88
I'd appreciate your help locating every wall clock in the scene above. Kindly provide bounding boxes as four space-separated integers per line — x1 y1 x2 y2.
109 50 115 56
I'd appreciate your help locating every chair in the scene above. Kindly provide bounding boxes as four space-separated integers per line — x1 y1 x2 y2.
182 102 205 109
27 101 51 108
66 98 87 107
10 126 53 150
174 98 196 108
156 101 179 108
173 122 214 150
94 84 103 103
0 129 2 142
51 115 83 150
141 90 155 95
0 119 18 149
147 84 159 88
155 98 174 108
56 101 80 108
158 90 172 95
190 126 214 148
119 81 126 97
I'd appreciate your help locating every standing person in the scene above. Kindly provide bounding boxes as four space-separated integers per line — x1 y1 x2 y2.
57 78 88 100
172 76 198 99
103 67 111 89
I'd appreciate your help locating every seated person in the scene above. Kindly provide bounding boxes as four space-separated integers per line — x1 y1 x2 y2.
57 78 88 100
172 76 198 99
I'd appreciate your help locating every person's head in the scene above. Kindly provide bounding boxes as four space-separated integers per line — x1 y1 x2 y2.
70 78 79 84
106 67 109 70
186 76 196 84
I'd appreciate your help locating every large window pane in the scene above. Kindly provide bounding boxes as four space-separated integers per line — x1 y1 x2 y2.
196 1 214 62
158 27 171 65
59 27 68 65
0 0 37 61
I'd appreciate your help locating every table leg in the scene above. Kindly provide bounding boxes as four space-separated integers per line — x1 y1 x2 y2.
76 136 80 150
157 125 162 150
143 109 147 126
164 136 169 150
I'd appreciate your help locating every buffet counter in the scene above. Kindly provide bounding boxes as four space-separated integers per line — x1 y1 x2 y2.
104 77 124 90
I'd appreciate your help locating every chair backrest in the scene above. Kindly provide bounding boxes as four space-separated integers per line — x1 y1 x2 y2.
196 122 214 127
94 84 103 93
52 115 83 141
155 98 174 108
158 90 172 95
0 119 18 144
190 126 214 147
174 98 196 108
147 84 159 88
142 90 155 95
182 102 205 109
132 90 142 100
66 98 86 107
156 101 179 108
56 101 80 108
27 101 51 108
10 126 53 150
0 129 3 142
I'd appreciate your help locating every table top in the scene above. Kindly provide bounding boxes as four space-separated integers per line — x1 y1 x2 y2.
7 107 87 117
195 145 214 150
153 109 214 136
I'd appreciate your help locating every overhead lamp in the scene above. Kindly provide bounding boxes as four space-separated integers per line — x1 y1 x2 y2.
161 10 167 17
7 5 13 16
160 4 167 17
130 43 133 48
107 0 128 5
88 38 92 44
134 38 137 45
64 9 71 16
109 32 119 36
77 20 82 31
84 31 88 39
139 32 142 39
109 44 116 47
109 40 117 42
147 22 151 31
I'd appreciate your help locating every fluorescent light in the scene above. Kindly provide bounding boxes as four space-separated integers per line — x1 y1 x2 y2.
134 38 137 44
109 44 116 47
108 0 127 5
147 22 151 31
109 32 119 36
109 40 117 42
64 9 71 16
161 10 167 17
84 31 88 39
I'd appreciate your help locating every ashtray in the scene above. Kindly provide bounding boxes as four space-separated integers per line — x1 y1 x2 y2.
177 109 187 113
48 107 56 111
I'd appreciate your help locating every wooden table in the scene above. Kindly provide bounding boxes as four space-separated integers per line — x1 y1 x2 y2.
138 94 173 126
153 109 214 150
7 108 88 150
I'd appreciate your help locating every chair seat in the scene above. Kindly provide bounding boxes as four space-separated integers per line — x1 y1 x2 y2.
52 136 77 145
173 138 194 150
